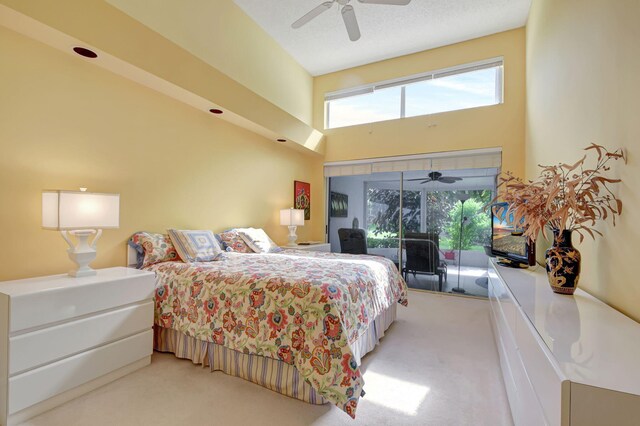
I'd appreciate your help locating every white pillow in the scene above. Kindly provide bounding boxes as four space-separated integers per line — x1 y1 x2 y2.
236 228 281 253
167 229 224 262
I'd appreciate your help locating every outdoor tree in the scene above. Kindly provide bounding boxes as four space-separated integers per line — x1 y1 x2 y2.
444 198 492 250
367 189 421 235
365 187 493 250
423 191 459 234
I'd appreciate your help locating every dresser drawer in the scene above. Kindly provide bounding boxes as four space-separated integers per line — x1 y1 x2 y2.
9 273 154 333
491 308 518 424
492 305 547 426
515 311 564 425
8 329 152 414
9 301 153 375
490 277 518 356
510 350 549 426
489 269 518 339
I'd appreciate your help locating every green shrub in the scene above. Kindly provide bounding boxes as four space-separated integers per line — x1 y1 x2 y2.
442 199 491 250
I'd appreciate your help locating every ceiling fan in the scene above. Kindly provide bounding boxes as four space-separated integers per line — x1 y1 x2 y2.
291 0 412 42
407 171 464 185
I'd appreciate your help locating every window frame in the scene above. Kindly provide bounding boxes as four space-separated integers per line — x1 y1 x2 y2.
324 57 504 129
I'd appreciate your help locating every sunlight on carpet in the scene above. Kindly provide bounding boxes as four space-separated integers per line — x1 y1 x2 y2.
363 371 430 416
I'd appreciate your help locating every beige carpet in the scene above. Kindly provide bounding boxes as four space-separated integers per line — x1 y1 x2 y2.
22 291 513 426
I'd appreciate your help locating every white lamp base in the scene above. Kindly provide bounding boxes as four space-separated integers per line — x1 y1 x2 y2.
61 230 101 277
286 226 298 247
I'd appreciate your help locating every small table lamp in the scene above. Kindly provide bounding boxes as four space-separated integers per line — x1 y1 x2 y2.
42 189 120 277
280 208 305 247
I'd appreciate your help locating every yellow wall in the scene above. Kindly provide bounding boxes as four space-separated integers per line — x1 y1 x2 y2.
0 0 323 156
314 28 526 178
106 0 314 126
0 26 324 281
526 0 640 320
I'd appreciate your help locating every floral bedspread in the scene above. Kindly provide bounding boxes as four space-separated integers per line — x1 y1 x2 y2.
146 250 408 418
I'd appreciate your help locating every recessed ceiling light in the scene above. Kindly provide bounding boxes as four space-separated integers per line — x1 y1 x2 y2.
73 47 98 58
209 109 223 115
277 138 287 142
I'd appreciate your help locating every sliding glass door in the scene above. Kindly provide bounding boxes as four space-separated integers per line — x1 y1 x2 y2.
325 150 501 297
328 172 402 266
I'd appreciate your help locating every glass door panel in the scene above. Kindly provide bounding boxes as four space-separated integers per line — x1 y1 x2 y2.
327 164 498 298
364 172 402 266
328 173 401 268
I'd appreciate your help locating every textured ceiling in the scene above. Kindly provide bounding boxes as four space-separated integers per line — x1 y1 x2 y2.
234 0 531 75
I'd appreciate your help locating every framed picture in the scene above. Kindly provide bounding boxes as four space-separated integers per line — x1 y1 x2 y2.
294 181 311 220
330 192 348 217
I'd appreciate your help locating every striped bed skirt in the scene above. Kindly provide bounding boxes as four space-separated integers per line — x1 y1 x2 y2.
153 303 397 405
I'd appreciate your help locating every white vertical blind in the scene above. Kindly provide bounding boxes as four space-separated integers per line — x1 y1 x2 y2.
323 163 373 177
324 149 502 177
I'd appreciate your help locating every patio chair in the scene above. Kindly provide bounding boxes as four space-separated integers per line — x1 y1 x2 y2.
338 228 368 255
405 232 440 247
404 232 448 280
402 238 447 292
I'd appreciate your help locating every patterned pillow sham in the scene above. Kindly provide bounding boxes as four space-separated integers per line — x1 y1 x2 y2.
236 228 281 253
218 230 255 253
129 232 179 268
168 229 224 262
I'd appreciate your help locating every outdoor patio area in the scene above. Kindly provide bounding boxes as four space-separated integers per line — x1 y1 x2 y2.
328 165 499 300
403 265 490 298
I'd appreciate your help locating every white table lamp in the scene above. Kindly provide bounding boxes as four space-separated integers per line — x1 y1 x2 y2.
280 208 305 247
42 189 120 277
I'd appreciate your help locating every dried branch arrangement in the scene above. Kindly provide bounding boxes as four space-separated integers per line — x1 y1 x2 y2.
496 144 625 243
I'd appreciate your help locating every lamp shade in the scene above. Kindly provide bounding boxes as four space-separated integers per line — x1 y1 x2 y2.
42 190 120 230
280 208 305 226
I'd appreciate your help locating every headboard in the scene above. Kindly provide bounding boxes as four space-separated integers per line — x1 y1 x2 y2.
127 245 138 268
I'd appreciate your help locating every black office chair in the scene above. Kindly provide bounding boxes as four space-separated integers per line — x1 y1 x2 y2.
403 238 447 292
338 228 368 255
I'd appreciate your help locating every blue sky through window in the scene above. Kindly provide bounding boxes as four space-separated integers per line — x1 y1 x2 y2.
326 64 501 129
406 68 498 117
328 86 401 129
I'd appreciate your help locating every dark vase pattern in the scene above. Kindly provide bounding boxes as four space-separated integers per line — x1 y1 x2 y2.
545 229 581 295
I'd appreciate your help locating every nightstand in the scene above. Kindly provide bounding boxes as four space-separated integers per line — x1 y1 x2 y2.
281 243 331 252
0 267 155 425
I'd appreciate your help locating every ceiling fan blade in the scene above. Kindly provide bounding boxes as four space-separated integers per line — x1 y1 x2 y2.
341 5 361 41
292 1 334 29
357 0 411 5
438 177 463 184
419 179 433 184
406 178 427 181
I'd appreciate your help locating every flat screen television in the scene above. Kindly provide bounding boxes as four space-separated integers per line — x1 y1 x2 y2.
491 202 536 267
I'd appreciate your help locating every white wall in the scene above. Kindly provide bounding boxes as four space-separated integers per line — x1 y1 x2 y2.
328 175 367 252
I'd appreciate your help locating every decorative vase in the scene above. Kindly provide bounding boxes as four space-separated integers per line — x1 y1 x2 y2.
545 229 581 295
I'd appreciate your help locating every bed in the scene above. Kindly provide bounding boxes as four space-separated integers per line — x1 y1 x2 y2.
128 243 408 418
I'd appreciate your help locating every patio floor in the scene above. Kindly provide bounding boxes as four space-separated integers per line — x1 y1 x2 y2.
403 265 489 298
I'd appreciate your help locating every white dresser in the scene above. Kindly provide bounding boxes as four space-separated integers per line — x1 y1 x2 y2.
0 267 155 426
281 243 331 252
488 258 640 426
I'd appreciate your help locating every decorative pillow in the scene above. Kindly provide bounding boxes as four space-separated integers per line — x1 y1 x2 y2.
129 232 179 268
236 228 281 253
168 229 224 262
218 230 255 253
